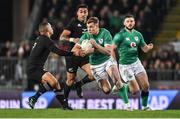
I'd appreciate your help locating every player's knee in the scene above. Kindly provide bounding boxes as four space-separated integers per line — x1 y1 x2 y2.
102 87 111 94
88 75 94 81
66 78 74 86
142 83 150 92
130 86 140 95
111 66 116 72
130 89 140 95
51 80 58 88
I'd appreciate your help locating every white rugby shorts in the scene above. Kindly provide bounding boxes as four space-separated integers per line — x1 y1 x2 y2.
119 59 146 82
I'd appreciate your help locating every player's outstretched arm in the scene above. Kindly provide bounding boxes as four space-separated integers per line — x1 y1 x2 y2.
71 43 86 57
49 43 73 56
59 30 71 41
60 30 79 43
111 44 117 61
141 43 153 53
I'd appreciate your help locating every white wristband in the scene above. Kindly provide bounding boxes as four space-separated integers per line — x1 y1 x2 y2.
69 38 74 42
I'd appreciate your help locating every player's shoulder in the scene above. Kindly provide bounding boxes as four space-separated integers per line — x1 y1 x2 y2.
120 28 127 33
37 35 49 41
66 18 77 26
101 28 109 32
81 31 89 38
133 29 142 35
115 28 125 37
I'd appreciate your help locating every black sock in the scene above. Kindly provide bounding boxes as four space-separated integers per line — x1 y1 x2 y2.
141 90 149 107
33 83 52 100
141 90 149 97
79 75 92 85
33 83 47 99
59 81 65 89
54 89 68 108
64 83 72 98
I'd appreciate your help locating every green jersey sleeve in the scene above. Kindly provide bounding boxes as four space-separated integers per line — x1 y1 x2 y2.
139 32 146 47
79 33 88 45
113 33 122 46
104 30 112 46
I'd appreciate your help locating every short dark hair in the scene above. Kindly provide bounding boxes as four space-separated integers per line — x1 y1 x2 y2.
76 4 88 12
123 14 135 21
38 22 49 33
87 17 99 24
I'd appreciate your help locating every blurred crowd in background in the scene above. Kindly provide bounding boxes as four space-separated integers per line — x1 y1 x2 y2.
38 0 175 43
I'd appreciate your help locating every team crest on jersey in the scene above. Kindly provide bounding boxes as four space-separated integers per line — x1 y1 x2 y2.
98 39 104 44
134 36 139 41
125 37 130 41
130 42 136 48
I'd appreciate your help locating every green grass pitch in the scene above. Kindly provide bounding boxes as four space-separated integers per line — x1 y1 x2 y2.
0 109 179 118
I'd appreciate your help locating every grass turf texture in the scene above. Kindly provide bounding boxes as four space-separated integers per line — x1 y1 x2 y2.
0 109 179 118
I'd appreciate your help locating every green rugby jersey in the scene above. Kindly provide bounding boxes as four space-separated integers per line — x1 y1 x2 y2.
113 28 146 64
80 28 112 65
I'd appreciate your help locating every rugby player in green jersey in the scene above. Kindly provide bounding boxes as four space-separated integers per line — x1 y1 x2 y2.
74 17 130 110
111 14 153 110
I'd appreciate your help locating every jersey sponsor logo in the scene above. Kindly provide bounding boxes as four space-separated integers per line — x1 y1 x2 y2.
98 39 104 44
130 42 136 48
134 36 139 41
125 37 130 41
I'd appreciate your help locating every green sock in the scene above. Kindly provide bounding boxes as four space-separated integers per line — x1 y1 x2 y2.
118 84 129 104
141 91 149 107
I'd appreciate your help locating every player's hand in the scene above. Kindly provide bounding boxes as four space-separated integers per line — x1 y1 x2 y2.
71 43 80 55
85 47 94 54
69 38 79 43
89 39 97 48
148 43 153 50
79 50 86 57
72 49 85 57
73 38 79 43
71 44 85 57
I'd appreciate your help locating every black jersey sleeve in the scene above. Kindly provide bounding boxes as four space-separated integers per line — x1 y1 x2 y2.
46 38 73 56
64 18 75 31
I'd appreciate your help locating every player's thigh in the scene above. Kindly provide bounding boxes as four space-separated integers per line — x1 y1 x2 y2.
119 64 135 83
42 72 58 88
105 58 118 75
66 72 76 81
81 63 94 80
135 72 149 91
128 80 140 94
65 56 78 73
90 63 108 81
106 65 121 83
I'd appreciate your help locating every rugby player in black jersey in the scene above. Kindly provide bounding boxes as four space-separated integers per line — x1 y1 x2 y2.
60 4 94 99
27 22 84 110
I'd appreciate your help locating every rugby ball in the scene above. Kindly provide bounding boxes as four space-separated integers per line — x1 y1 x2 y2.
81 40 93 51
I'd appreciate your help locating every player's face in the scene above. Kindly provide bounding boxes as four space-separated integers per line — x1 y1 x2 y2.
47 23 54 35
124 17 135 30
87 22 99 35
77 8 88 21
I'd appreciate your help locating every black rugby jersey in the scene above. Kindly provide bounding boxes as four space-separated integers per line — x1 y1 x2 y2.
60 18 87 50
27 35 73 68
65 18 87 38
